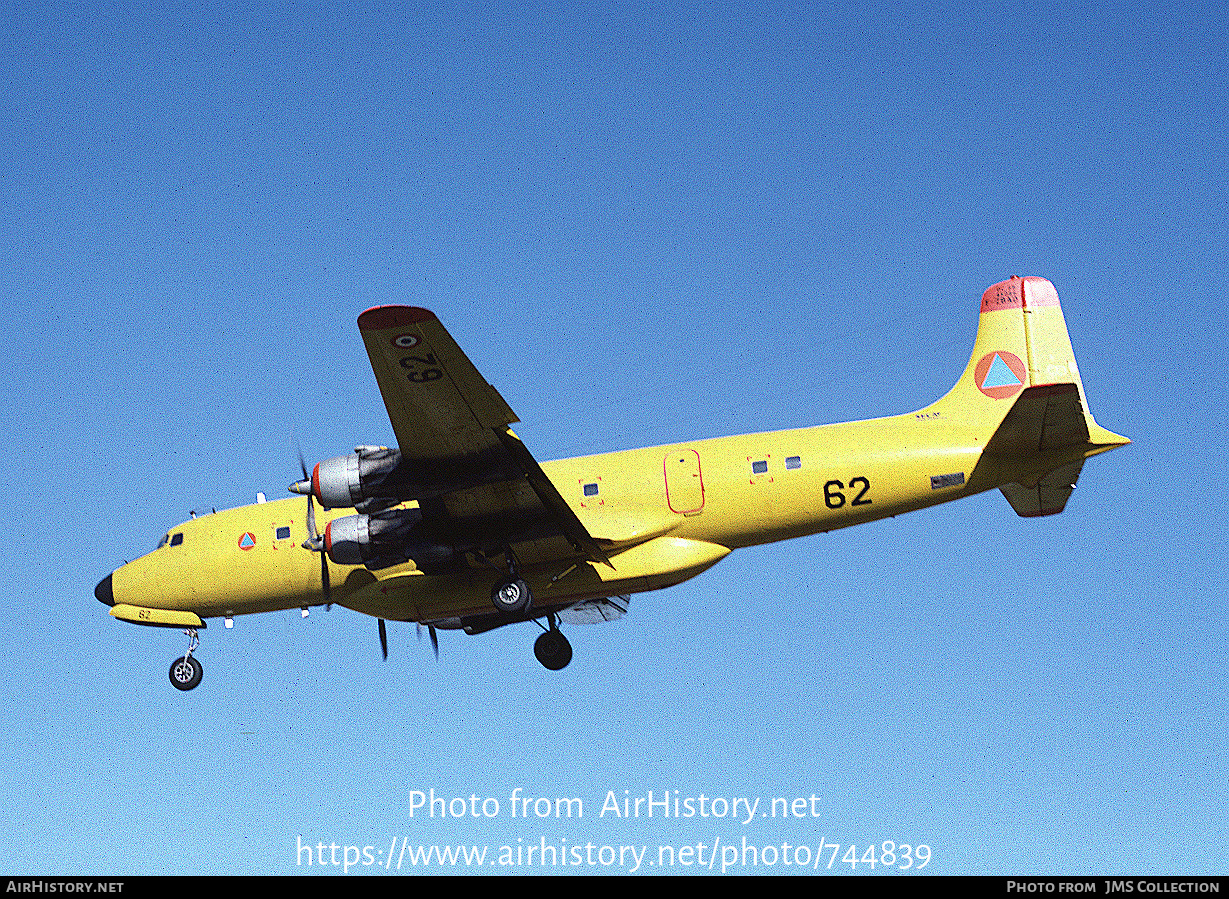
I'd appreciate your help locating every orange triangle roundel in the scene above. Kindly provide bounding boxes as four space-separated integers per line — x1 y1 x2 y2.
974 351 1026 399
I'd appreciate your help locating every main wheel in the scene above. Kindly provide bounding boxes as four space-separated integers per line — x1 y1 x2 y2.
491 577 532 614
169 655 203 691
534 630 573 671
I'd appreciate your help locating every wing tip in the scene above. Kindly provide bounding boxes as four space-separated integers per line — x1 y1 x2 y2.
358 305 437 331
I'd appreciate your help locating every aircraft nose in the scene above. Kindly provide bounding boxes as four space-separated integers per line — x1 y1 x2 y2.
95 573 114 606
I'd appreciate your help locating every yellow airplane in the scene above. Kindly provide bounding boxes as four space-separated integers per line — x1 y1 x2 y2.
95 276 1128 690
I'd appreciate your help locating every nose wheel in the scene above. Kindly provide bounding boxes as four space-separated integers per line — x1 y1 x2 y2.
169 628 203 691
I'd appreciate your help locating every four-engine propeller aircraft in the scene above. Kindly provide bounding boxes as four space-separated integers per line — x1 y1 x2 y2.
95 276 1128 690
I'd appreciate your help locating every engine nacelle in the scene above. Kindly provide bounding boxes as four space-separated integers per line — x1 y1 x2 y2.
324 507 454 570
311 446 401 509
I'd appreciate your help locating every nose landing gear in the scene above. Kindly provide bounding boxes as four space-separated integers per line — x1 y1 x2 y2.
169 628 203 691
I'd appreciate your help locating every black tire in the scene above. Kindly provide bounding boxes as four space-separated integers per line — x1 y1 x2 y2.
491 577 532 614
534 630 573 671
169 655 203 691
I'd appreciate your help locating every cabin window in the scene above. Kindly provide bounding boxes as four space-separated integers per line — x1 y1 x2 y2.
751 460 768 475
583 483 600 497
785 456 801 470
276 526 292 540
169 533 184 547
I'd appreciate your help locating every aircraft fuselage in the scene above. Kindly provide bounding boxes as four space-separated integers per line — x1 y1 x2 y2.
95 276 1128 686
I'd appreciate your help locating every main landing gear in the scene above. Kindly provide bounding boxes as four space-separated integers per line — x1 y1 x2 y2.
490 576 532 615
169 628 203 691
484 562 572 670
533 614 572 671
488 546 532 616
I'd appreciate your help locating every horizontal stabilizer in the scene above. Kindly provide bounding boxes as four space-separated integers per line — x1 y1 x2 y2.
983 383 1088 457
1000 460 1084 517
559 595 630 625
983 382 1127 517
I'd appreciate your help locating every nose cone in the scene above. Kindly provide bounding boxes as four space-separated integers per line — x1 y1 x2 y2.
95 573 114 606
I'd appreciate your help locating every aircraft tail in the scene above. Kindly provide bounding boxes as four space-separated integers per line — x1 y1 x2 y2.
925 276 1129 516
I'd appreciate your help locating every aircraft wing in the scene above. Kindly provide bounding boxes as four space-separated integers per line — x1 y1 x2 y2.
356 306 611 570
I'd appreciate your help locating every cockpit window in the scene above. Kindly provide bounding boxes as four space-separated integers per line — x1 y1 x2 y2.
156 534 169 550
170 533 184 547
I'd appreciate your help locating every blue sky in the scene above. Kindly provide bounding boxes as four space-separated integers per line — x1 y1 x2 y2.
1 0 1225 876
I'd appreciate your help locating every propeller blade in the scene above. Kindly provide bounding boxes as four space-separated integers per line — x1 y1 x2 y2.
301 493 324 553
379 618 388 660
290 451 331 610
320 546 331 604
418 623 440 660
291 447 313 496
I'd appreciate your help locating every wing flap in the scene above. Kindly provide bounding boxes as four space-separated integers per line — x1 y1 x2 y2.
559 595 630 625
495 428 612 567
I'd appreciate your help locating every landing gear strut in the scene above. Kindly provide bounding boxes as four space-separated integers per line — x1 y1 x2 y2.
533 614 572 671
169 628 203 691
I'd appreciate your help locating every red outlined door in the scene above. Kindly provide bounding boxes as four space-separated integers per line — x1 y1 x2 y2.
664 449 704 514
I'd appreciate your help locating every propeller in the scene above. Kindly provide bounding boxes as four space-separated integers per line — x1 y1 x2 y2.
377 620 438 661
292 448 434 664
292 447 314 501
294 450 331 606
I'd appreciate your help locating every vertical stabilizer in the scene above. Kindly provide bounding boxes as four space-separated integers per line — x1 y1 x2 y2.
923 277 1129 515
924 277 1127 449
